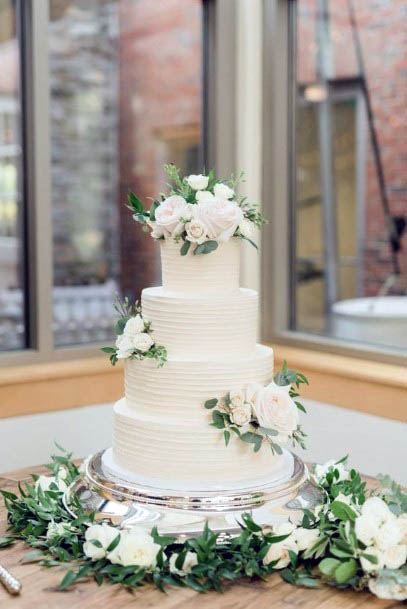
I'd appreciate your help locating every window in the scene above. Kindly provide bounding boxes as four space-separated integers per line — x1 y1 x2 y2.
0 0 207 360
0 1 26 352
49 0 204 347
265 0 406 356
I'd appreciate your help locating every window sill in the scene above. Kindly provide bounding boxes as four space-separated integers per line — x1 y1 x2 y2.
0 348 405 421
0 357 122 419
272 344 406 422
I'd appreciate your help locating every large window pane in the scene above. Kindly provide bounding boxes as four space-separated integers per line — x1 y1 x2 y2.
49 0 203 347
0 1 26 351
292 0 407 351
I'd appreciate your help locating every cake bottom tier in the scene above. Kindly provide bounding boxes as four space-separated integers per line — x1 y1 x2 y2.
112 398 294 491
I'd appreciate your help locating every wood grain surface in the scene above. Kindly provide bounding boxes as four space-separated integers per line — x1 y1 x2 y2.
0 464 402 609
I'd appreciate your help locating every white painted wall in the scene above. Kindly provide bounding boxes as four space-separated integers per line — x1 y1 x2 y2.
1 400 406 484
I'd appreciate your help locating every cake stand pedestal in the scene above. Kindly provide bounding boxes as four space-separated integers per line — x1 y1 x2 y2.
64 450 323 539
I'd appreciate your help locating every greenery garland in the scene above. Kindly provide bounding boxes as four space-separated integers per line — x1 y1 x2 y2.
0 447 406 600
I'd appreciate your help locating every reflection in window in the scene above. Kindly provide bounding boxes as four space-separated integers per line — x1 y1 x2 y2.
0 1 25 351
292 0 407 351
49 0 203 346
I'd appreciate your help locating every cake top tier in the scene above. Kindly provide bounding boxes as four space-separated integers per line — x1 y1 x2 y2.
160 238 241 294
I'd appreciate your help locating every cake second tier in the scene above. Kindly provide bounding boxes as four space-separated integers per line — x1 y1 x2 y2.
142 286 258 359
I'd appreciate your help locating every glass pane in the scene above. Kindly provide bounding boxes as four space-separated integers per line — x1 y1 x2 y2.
0 1 26 351
292 0 407 352
49 0 203 346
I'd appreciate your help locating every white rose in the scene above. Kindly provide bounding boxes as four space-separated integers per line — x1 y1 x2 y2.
263 522 297 569
375 520 403 550
147 220 165 239
230 404 252 427
368 577 407 601
115 333 134 359
195 199 244 242
355 514 379 547
239 218 255 239
185 174 209 190
83 523 119 561
185 220 207 244
245 383 262 406
214 182 234 200
360 545 385 573
196 190 215 203
361 497 394 526
155 195 189 236
229 389 245 409
124 315 145 335
252 382 299 438
383 544 407 570
314 459 350 483
35 474 67 493
46 521 72 540
294 527 320 552
169 551 198 576
107 527 160 568
131 332 154 353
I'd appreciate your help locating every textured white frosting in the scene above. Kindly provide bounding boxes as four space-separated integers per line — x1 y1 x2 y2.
160 238 240 294
123 345 273 419
142 286 258 359
111 237 292 491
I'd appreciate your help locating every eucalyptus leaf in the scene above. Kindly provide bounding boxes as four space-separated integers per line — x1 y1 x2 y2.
193 240 218 256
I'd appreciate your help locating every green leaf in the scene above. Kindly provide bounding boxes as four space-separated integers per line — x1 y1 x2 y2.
115 317 128 336
101 346 116 354
20 549 44 564
0 536 15 548
180 240 191 256
330 501 357 522
128 191 144 214
193 240 218 256
212 410 226 429
223 430 231 446
204 398 218 409
241 235 258 250
59 569 78 591
334 558 357 584
318 557 340 577
106 533 121 553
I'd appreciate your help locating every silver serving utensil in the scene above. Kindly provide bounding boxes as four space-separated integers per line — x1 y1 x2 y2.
0 563 22 595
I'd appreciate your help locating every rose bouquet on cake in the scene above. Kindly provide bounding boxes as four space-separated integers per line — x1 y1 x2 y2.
204 361 308 454
128 164 266 255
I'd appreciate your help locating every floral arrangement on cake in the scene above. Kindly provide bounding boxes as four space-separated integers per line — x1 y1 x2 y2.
101 297 167 367
204 361 308 454
128 164 266 255
1 447 406 600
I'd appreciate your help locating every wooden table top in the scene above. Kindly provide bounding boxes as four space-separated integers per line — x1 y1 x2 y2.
0 463 402 609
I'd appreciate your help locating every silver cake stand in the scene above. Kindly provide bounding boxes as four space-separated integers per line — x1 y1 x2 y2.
64 450 323 539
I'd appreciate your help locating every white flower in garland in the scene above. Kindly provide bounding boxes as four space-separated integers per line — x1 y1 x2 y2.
46 521 73 540
169 551 198 576
294 527 320 552
263 522 298 569
185 174 209 190
131 332 154 353
368 577 407 601
115 333 135 359
83 523 119 561
314 459 350 484
107 527 161 568
35 468 68 494
229 389 245 409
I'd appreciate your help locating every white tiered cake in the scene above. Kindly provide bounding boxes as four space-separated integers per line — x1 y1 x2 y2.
106 238 294 491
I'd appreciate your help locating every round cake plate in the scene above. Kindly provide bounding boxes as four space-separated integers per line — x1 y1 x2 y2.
64 450 323 540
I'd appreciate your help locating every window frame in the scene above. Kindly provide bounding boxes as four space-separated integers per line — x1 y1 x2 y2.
1 0 232 368
261 0 406 365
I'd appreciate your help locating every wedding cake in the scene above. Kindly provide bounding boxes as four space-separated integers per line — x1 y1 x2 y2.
103 167 305 492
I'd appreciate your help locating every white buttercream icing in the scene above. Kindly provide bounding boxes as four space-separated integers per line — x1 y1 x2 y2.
142 287 258 359
160 238 241 294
